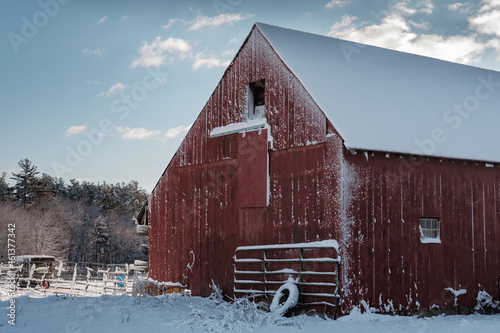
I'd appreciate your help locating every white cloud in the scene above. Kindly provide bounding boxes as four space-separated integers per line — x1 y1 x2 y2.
325 0 351 9
227 36 241 45
65 125 88 137
408 19 431 30
115 124 192 141
221 49 236 57
448 3 463 11
469 0 500 37
478 0 500 11
161 124 192 141
488 38 500 60
447 2 474 14
188 13 253 31
116 127 161 140
131 36 192 68
401 34 486 64
82 48 106 57
467 0 500 61
192 54 231 70
470 10 500 36
328 13 486 65
329 14 416 49
121 15 129 20
164 12 252 31
163 18 185 29
98 82 127 97
96 16 108 24
131 28 238 70
392 0 434 16
327 14 358 37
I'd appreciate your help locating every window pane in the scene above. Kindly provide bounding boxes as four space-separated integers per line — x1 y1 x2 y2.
420 218 440 239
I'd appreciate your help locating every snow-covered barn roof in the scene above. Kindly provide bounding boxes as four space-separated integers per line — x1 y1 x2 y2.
255 23 500 163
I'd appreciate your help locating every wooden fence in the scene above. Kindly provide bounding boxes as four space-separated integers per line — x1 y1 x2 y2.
0 261 147 296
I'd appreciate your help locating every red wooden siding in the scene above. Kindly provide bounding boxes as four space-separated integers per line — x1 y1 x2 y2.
149 25 500 314
340 151 500 312
149 27 332 297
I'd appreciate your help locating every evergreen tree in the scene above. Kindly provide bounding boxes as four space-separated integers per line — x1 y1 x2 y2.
52 177 67 197
92 216 110 262
67 179 82 200
0 172 12 202
81 181 97 204
1 157 149 263
11 158 40 204
121 180 147 215
37 173 57 199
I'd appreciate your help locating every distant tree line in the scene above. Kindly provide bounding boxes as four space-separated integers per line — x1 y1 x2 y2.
0 158 148 264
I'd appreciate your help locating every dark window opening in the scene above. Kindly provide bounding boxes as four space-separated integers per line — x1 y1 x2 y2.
248 79 265 119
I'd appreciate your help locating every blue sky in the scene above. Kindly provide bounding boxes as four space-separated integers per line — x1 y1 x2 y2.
1 0 499 191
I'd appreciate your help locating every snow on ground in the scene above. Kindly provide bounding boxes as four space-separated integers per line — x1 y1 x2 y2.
1 289 499 333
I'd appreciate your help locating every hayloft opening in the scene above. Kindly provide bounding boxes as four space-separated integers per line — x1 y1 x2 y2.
248 79 265 119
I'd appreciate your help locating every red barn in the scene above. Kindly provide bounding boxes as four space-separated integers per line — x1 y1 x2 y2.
147 23 500 314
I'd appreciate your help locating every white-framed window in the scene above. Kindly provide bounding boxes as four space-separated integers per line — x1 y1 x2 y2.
248 79 265 119
419 217 441 244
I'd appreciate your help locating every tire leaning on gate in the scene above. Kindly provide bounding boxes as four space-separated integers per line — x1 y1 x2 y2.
270 282 299 316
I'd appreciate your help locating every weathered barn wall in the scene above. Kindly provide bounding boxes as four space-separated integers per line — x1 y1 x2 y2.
340 150 500 312
149 24 500 314
149 27 337 297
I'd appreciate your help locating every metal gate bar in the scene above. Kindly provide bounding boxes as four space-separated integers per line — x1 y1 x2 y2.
234 240 341 318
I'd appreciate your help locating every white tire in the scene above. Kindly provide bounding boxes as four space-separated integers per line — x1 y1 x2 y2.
270 282 299 315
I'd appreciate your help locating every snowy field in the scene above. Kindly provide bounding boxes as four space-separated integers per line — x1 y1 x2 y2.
1 289 499 333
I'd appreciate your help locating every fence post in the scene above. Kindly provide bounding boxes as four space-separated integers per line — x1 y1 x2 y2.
55 261 63 293
71 263 78 295
125 264 129 293
101 268 110 295
26 263 37 289
86 267 93 294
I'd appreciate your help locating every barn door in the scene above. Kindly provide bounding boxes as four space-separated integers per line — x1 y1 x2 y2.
236 128 269 208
